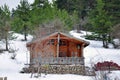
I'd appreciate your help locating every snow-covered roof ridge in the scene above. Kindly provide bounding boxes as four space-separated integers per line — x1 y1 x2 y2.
27 31 90 47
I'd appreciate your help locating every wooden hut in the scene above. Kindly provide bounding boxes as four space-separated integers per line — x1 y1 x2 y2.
27 32 89 66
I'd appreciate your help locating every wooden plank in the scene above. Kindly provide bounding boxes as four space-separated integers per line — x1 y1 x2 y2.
57 33 60 57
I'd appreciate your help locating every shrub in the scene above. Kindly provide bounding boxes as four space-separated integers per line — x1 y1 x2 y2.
85 34 102 40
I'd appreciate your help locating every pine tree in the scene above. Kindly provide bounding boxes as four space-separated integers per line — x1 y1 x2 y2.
104 0 120 25
55 0 88 19
11 0 31 41
0 5 10 51
30 0 78 31
89 0 112 48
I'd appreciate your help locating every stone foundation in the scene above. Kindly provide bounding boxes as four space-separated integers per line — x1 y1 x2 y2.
23 65 86 75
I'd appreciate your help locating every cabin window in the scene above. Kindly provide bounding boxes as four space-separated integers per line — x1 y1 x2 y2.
59 40 66 46
48 39 55 45
77 44 81 49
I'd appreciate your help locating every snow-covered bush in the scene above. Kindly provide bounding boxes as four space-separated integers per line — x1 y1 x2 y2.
8 42 18 59
11 53 17 59
112 39 120 48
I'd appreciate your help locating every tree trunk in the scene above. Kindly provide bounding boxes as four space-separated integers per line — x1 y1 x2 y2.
24 25 27 41
105 41 108 48
103 39 105 47
102 34 108 48
5 31 9 51
108 33 112 43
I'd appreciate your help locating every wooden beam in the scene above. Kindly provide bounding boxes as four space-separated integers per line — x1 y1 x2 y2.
81 44 85 57
57 33 60 57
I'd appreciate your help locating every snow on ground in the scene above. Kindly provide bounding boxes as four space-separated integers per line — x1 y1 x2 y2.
0 30 120 80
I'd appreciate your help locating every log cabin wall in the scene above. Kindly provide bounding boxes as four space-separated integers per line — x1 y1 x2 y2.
30 39 84 58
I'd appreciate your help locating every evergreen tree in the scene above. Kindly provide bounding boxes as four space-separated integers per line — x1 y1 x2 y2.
11 0 31 41
55 0 94 32
30 0 52 27
29 0 78 31
0 5 10 51
55 0 88 19
89 0 112 48
31 0 48 8
104 0 120 25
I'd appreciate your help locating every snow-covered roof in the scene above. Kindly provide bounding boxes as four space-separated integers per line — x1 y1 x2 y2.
27 32 90 47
